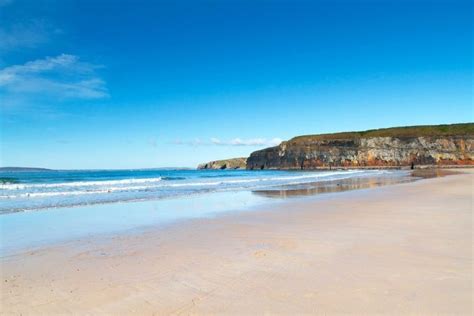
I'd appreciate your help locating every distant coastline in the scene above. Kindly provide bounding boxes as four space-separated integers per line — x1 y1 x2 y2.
197 158 247 170
0 167 53 173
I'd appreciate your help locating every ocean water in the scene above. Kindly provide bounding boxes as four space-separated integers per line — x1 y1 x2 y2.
0 169 405 213
0 169 414 255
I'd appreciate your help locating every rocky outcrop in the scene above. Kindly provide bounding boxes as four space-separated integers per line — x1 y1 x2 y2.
247 124 474 170
198 157 247 170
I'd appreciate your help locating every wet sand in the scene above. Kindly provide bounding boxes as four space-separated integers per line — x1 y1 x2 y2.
1 170 472 314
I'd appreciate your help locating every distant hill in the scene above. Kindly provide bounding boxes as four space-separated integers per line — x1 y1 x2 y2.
0 167 53 172
198 158 247 170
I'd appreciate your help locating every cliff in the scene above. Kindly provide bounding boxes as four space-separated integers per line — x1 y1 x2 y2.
198 157 247 170
247 123 474 170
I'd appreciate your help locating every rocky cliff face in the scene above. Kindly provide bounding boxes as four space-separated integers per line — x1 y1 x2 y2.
247 125 474 170
198 157 247 170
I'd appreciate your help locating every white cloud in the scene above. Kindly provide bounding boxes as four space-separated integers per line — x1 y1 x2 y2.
0 20 57 52
228 138 282 146
171 138 204 146
0 54 108 102
210 137 221 145
173 137 282 147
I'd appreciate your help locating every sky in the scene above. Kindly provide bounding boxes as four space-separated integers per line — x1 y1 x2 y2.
0 0 472 169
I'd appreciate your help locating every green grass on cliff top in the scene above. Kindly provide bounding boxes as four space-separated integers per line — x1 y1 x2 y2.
290 123 474 142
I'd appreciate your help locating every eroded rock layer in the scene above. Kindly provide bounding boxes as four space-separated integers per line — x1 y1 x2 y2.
247 124 474 170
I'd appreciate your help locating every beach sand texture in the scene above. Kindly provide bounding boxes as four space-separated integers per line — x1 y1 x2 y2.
1 171 472 315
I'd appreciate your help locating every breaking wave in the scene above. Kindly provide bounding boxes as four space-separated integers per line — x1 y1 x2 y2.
0 169 400 212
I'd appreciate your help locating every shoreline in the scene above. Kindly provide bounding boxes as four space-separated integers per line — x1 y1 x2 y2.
0 170 439 255
1 170 472 314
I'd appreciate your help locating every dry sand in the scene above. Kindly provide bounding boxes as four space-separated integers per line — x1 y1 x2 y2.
1 170 472 315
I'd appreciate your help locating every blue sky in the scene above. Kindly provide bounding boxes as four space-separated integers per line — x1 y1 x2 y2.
1 0 472 169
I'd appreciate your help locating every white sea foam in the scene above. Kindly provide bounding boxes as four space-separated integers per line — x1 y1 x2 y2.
0 170 381 199
3 184 157 199
0 170 395 211
0 177 163 190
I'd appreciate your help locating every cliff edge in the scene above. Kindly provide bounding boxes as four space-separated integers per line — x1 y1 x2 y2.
247 123 474 170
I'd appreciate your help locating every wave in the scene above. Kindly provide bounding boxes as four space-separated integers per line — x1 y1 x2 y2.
161 176 186 181
0 170 404 212
200 173 241 178
262 170 364 181
0 177 20 185
0 170 393 205
166 170 366 187
1 171 363 191
0 177 164 190
1 184 158 199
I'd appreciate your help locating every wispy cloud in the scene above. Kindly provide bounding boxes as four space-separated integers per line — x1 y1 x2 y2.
0 19 58 52
172 137 282 147
0 54 108 104
171 138 205 146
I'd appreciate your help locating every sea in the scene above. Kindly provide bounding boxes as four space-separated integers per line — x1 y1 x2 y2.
0 168 414 254
0 168 411 213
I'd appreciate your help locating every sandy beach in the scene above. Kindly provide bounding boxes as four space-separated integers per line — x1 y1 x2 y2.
1 170 472 315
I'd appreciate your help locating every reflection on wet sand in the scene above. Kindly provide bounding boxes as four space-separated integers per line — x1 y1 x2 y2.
411 168 459 178
252 168 459 198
